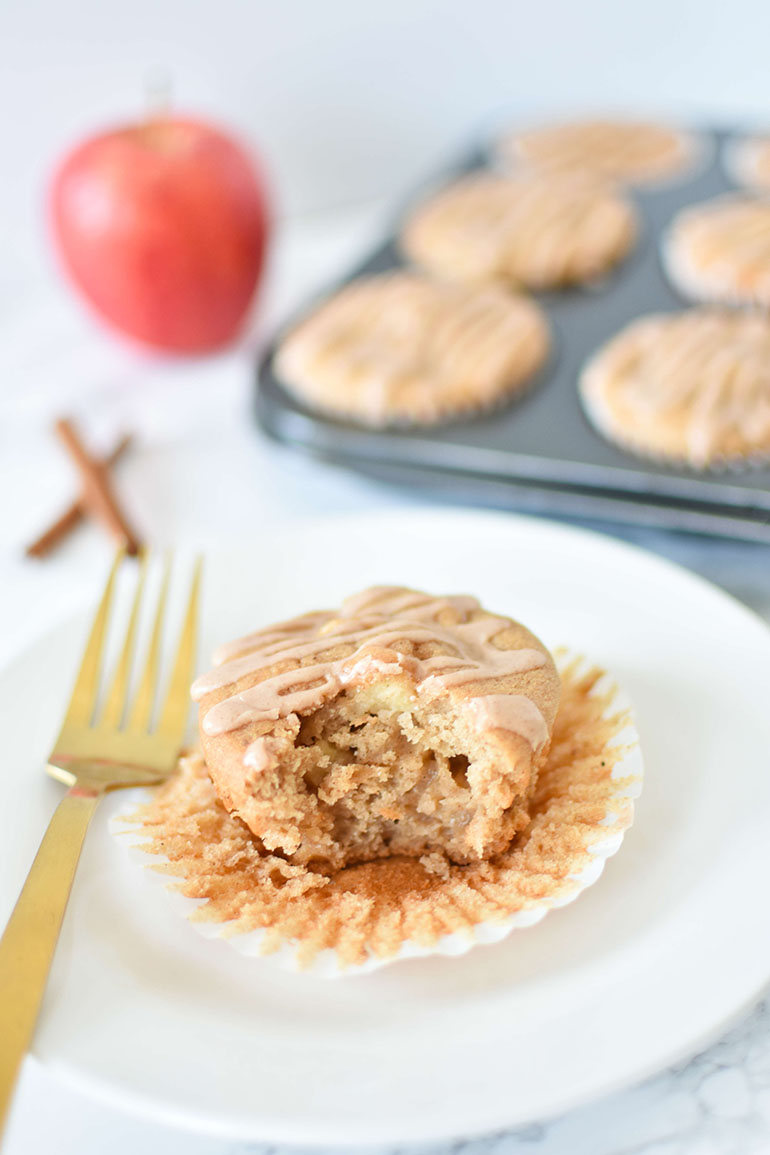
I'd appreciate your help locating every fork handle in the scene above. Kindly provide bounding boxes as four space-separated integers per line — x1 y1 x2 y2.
0 784 101 1137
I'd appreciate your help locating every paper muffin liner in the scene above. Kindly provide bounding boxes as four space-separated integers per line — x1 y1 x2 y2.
110 652 643 978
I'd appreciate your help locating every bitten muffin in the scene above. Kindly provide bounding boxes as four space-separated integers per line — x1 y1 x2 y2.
498 117 698 186
273 271 550 426
725 135 770 193
133 656 638 971
579 309 770 468
663 195 770 308
191 586 561 872
400 172 637 290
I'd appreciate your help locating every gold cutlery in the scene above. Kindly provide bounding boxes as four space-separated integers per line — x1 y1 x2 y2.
0 550 200 1136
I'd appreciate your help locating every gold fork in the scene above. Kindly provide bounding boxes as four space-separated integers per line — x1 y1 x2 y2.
0 549 201 1136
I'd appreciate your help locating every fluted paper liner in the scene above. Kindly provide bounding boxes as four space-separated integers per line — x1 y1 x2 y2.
111 653 643 976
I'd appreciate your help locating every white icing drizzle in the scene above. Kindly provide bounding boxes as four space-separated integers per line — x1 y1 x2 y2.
212 611 333 665
192 587 549 745
467 694 549 750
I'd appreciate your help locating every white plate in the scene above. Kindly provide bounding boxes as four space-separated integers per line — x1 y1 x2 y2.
3 508 770 1146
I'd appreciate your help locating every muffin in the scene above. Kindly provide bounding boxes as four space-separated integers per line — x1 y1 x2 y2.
400 172 637 290
273 272 550 426
579 309 770 467
725 135 770 193
498 117 698 186
191 586 562 872
663 195 770 308
128 654 640 972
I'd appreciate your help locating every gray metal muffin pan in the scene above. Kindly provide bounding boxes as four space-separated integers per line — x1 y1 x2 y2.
255 127 770 542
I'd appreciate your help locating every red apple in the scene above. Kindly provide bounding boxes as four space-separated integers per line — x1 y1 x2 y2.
50 116 269 353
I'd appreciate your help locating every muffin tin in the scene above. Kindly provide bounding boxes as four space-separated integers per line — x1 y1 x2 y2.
255 125 770 542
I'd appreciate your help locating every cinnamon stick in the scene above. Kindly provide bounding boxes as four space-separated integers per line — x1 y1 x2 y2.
26 434 132 558
54 419 142 556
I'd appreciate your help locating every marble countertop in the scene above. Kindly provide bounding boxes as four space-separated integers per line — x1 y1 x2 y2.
2 202 770 1155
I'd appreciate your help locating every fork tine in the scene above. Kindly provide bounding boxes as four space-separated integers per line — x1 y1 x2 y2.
100 550 149 730
59 548 125 729
126 551 172 734
156 557 201 745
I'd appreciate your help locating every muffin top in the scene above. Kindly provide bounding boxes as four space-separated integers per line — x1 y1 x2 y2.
664 195 770 307
580 309 770 467
726 136 770 193
498 117 697 185
193 585 560 753
273 271 550 426
401 171 637 289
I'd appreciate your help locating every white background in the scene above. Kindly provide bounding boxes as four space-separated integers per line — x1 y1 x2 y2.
3 0 770 279
3 2 770 1153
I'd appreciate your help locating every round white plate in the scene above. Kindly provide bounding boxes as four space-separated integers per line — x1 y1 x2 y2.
3 508 770 1146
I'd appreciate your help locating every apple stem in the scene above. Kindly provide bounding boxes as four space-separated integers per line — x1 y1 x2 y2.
145 67 173 120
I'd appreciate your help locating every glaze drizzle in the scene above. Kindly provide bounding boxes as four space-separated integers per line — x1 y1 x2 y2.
192 587 550 746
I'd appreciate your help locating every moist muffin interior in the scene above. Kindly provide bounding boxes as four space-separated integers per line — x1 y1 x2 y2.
193 587 561 874
255 679 531 871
